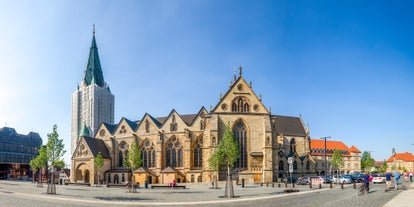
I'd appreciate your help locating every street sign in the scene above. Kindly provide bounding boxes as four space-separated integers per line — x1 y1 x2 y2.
288 157 293 164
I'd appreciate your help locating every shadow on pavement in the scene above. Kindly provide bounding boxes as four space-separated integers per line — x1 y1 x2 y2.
95 196 152 201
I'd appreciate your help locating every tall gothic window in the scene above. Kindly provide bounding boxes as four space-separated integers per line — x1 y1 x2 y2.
165 137 182 167
306 161 310 171
293 160 297 170
231 97 250 113
290 138 296 153
234 122 247 169
193 137 203 168
119 151 124 167
141 139 156 168
279 160 284 171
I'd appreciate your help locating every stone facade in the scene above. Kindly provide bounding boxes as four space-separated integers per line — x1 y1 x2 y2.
386 152 414 172
71 33 315 185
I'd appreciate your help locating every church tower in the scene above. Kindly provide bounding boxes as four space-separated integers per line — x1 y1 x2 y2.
71 27 114 156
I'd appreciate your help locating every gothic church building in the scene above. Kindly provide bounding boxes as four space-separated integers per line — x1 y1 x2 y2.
71 33 315 185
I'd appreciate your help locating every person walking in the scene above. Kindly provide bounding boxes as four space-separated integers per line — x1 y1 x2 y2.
385 171 393 191
409 172 413 182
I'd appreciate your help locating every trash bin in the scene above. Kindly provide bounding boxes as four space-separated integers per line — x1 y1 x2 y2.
242 178 245 188
145 180 148 189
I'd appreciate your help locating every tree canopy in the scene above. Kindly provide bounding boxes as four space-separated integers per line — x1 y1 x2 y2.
46 124 66 168
209 123 239 169
125 138 142 171
331 149 343 170
361 151 375 172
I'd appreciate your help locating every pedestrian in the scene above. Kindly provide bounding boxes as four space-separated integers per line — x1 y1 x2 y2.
404 172 408 182
170 180 177 190
395 171 400 185
409 172 413 182
385 171 392 191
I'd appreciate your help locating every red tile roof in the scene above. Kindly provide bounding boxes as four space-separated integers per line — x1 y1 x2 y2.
310 139 359 157
386 152 414 162
349 145 361 153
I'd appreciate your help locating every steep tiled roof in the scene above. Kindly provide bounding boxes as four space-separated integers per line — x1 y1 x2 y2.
310 139 355 157
272 115 307 136
83 34 105 87
349 145 361 153
134 167 157 177
82 136 110 159
386 152 414 162
102 123 117 134
155 117 167 125
180 114 197 125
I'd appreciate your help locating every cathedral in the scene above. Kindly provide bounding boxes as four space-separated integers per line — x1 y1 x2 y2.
71 32 316 185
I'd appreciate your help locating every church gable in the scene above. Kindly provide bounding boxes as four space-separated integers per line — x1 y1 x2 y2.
72 137 94 159
95 123 116 140
160 110 190 133
136 113 161 135
113 118 137 137
211 68 269 115
188 107 208 131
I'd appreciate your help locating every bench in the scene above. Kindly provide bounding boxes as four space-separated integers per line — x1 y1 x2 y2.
64 182 91 186
151 185 186 189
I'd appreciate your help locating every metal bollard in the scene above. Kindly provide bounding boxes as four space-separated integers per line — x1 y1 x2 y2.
353 182 356 189
292 183 295 188
285 182 287 188
272 183 274 188
319 183 322 189
341 182 344 189
278 183 281 188
261 182 263 187
310 182 312 188
266 183 269 187
330 182 333 189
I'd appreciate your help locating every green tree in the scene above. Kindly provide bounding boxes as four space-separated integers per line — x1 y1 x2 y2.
331 149 343 184
208 150 220 189
29 158 39 183
31 145 47 187
361 151 375 172
94 152 104 186
379 160 388 173
209 123 239 198
125 138 142 192
45 124 66 194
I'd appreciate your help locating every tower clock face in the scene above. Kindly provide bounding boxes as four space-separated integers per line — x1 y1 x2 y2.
221 103 228 111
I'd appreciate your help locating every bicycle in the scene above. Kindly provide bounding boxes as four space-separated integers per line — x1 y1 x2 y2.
358 182 369 196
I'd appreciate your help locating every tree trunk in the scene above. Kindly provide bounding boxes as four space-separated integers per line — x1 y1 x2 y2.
224 165 234 198
213 173 218 189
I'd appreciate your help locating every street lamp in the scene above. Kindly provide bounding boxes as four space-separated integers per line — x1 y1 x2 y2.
320 136 331 183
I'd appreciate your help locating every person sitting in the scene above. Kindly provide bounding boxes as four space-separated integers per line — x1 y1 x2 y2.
170 180 177 189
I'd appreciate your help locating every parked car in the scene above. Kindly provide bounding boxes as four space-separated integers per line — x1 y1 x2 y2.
343 174 357 183
372 174 386 184
297 176 311 185
332 175 352 184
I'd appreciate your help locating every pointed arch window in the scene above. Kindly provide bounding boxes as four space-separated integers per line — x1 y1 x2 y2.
231 96 250 113
306 161 310 171
165 137 182 168
119 151 124 167
279 160 284 171
193 137 203 168
141 139 156 168
234 122 247 169
293 160 297 171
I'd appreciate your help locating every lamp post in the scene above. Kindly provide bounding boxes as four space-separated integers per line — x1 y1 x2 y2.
320 136 331 183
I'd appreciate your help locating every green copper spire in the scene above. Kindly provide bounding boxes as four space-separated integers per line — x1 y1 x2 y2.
80 124 91 137
83 25 105 87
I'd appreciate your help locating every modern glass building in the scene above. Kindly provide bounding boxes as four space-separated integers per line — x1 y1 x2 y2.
0 127 42 179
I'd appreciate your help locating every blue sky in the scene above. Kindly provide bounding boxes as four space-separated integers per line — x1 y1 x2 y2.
1 1 414 165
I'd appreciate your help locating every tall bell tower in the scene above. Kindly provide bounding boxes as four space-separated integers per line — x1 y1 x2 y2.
71 26 115 156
